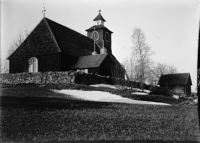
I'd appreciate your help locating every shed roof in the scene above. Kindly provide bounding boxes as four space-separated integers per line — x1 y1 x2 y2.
158 73 192 86
69 54 108 69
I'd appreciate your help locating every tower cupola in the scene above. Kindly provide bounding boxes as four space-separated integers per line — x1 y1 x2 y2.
93 10 106 26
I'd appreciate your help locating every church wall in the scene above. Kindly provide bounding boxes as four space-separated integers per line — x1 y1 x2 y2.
103 30 112 54
96 29 104 48
99 57 113 77
9 58 29 73
61 53 78 71
9 53 60 73
87 28 112 54
37 53 60 72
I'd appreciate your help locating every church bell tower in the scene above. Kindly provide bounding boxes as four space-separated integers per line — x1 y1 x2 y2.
86 10 113 54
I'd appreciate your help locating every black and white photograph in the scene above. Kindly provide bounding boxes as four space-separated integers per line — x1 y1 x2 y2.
0 0 199 142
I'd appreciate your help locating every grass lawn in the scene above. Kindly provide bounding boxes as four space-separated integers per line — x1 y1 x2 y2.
0 84 199 142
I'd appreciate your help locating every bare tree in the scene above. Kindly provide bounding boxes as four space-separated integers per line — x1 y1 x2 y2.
151 62 178 84
130 28 153 90
2 30 30 73
8 30 29 56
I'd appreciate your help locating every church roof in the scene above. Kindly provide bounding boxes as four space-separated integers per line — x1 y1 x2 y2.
69 54 108 69
86 25 113 33
158 73 192 86
44 18 100 57
93 12 106 22
8 17 100 59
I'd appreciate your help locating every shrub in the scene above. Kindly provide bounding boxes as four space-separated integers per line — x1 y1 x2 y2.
74 73 114 85
150 86 173 97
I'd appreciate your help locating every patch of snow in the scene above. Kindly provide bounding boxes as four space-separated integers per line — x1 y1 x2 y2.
131 88 150 93
90 84 118 89
143 90 150 93
108 85 150 93
52 89 169 106
172 95 179 99
132 92 148 95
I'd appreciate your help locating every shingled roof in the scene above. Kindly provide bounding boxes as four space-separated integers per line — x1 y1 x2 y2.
8 17 101 59
69 54 108 69
158 73 192 86
45 18 100 57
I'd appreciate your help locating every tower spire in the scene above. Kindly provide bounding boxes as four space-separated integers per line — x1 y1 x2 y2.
42 2 46 17
93 9 106 26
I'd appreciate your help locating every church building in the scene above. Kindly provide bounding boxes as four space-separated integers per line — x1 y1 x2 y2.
8 11 123 77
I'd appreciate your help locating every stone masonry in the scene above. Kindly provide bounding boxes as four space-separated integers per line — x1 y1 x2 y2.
0 71 75 84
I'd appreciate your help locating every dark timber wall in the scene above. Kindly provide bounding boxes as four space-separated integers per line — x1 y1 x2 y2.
37 53 60 72
61 53 78 71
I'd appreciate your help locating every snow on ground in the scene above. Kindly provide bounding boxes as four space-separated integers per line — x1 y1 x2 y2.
90 84 151 93
90 84 118 89
132 92 148 95
52 89 169 105
172 95 179 99
131 88 150 93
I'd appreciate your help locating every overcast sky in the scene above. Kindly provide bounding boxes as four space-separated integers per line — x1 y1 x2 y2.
1 0 199 91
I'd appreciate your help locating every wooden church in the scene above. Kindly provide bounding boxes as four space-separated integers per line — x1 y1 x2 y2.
8 11 123 77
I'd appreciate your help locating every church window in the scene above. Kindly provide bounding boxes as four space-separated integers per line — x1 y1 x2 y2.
29 57 38 73
105 32 109 41
91 31 99 41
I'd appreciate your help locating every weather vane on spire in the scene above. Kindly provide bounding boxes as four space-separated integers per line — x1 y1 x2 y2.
42 2 46 17
99 8 101 13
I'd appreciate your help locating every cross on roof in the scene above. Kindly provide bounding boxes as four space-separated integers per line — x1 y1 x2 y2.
42 3 46 17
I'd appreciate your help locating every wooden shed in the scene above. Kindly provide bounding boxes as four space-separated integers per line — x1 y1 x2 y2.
158 73 192 95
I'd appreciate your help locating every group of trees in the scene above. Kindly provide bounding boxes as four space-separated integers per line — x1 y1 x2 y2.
123 28 178 88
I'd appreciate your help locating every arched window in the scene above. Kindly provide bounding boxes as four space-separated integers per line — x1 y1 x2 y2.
29 57 38 73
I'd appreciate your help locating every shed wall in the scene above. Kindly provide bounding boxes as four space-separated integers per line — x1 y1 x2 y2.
161 85 185 94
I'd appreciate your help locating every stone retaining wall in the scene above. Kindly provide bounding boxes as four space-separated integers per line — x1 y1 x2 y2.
0 71 75 84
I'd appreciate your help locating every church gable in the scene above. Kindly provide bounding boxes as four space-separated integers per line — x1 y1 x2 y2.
8 18 61 60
